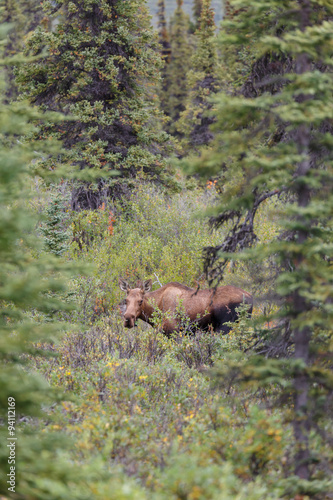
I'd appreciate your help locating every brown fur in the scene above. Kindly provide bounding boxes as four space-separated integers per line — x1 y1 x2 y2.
119 279 253 336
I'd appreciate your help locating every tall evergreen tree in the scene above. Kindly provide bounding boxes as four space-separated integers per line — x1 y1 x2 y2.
0 22 146 499
42 192 70 256
189 0 333 494
18 0 172 209
157 0 171 65
156 0 171 118
3 0 43 52
3 0 44 100
0 24 84 498
176 0 220 152
164 0 192 136
192 0 202 28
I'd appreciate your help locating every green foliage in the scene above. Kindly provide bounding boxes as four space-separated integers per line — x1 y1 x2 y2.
16 173 331 499
186 0 333 492
192 0 202 26
30 318 291 499
70 202 112 252
17 0 174 207
2 0 44 100
215 302 256 355
3 0 333 498
42 190 70 256
176 0 222 152
67 184 224 322
0 41 80 499
164 0 193 134
157 0 171 64
0 22 147 500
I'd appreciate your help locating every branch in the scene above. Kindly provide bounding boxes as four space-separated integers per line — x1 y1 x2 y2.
153 273 163 287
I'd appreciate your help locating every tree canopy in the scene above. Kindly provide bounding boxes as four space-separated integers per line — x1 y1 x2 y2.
18 0 173 208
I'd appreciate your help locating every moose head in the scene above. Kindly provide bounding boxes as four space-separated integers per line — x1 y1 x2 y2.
118 278 152 328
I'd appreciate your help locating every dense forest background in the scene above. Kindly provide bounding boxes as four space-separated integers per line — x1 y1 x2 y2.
1 0 333 499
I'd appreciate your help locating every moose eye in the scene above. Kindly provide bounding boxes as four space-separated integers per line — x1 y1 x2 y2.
139 300 143 305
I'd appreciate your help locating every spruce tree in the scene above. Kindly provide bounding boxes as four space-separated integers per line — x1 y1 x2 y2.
157 0 171 65
42 192 70 256
0 21 145 499
164 0 192 136
176 0 220 152
189 0 333 494
0 26 83 498
3 0 44 100
192 0 202 28
3 0 43 53
156 0 172 118
18 0 172 209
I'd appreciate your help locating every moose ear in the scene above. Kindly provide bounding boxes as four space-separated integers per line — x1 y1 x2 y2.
142 279 152 293
118 278 129 293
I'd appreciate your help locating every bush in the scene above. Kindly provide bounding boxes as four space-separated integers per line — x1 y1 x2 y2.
30 317 290 498
68 184 223 323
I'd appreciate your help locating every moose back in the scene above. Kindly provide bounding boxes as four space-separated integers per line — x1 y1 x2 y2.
119 279 253 336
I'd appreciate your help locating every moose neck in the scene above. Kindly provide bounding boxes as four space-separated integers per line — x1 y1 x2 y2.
139 290 159 326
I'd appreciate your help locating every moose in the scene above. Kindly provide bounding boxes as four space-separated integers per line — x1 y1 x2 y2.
119 278 253 336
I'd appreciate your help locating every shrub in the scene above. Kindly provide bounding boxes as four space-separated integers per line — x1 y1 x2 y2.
68 184 223 323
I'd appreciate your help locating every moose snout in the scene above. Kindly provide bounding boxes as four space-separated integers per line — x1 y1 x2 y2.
124 314 135 328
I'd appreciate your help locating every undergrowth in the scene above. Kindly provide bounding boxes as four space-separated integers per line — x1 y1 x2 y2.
25 183 321 500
